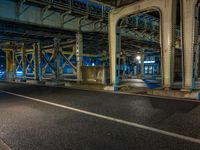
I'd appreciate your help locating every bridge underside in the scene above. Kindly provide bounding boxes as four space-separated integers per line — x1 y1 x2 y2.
0 0 200 99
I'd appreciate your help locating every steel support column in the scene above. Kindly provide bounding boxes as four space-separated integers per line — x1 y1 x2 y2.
182 0 199 91
12 48 16 79
53 38 61 81
76 32 83 82
37 42 42 81
109 0 177 89
22 43 26 80
122 55 126 79
33 42 40 81
5 50 9 74
141 51 145 78
195 45 199 79
4 49 13 80
116 27 121 85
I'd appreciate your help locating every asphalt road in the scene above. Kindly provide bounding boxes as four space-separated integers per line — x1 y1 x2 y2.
0 82 200 150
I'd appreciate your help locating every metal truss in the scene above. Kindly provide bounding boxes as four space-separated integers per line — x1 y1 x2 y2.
59 49 77 79
41 49 56 80
15 51 23 78
3 0 181 52
25 49 35 78
119 14 181 48
40 48 78 81
15 0 111 20
14 47 36 79
12 38 83 82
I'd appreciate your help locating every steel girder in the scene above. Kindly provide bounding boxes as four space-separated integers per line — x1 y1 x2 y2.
109 0 177 89
0 0 171 56
181 0 199 91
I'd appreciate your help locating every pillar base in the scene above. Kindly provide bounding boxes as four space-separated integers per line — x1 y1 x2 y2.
26 80 45 85
180 87 192 93
163 87 171 91
45 81 65 87
148 89 200 100
76 80 82 84
5 72 14 81
104 85 118 91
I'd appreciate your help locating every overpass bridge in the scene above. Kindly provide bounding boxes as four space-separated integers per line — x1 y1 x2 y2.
0 0 199 99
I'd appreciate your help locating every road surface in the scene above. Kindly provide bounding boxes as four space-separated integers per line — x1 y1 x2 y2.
0 82 200 150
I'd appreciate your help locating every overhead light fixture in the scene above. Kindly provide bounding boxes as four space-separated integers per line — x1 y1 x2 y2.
136 55 141 61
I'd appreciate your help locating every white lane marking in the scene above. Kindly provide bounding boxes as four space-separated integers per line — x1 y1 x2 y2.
1 90 200 145
0 139 11 150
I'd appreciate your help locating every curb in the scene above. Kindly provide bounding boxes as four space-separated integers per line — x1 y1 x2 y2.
1 80 199 103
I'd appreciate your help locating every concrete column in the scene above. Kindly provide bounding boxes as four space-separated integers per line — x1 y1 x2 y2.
53 38 61 81
76 32 83 82
182 0 198 91
21 43 26 80
109 0 177 89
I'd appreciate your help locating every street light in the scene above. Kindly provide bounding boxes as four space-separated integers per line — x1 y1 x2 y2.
136 55 141 61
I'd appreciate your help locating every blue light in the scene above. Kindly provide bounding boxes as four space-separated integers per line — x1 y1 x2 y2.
16 71 23 76
139 61 155 64
145 61 155 64
0 71 4 74
92 63 95 66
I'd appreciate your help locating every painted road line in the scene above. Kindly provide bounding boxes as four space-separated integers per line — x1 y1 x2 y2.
1 90 200 145
0 139 11 150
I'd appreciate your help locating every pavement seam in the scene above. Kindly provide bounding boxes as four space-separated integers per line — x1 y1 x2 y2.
0 139 11 150
1 89 200 145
